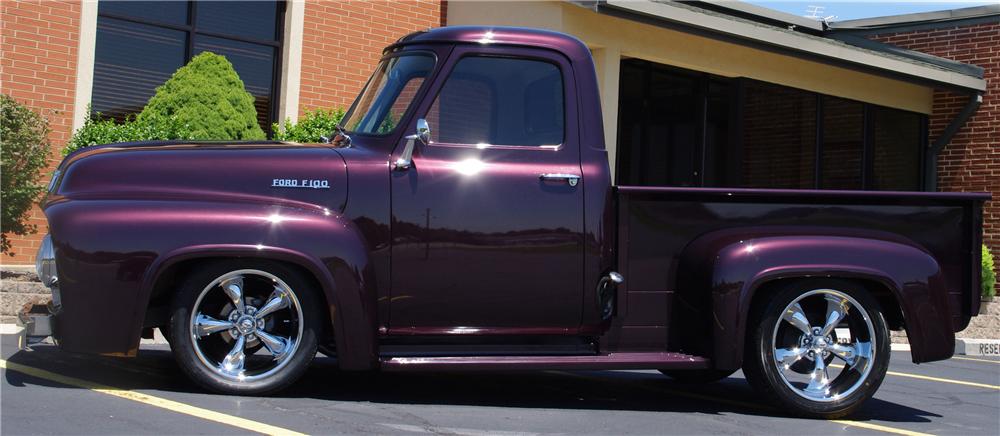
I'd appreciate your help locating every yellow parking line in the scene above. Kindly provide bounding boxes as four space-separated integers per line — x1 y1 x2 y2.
830 364 1000 390
952 356 1000 364
829 420 934 436
884 369 1000 390
0 359 306 436
550 371 931 436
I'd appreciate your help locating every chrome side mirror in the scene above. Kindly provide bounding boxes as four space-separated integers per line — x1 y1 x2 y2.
394 119 430 171
415 118 430 145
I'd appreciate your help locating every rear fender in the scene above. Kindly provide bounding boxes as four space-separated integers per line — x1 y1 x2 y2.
680 233 951 370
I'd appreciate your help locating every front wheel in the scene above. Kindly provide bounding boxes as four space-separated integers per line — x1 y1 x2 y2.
743 279 890 418
169 260 322 395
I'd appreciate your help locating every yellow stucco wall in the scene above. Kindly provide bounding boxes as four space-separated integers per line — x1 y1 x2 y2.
448 1 937 175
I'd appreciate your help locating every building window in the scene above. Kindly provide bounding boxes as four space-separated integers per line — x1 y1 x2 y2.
615 58 928 191
739 81 816 189
820 96 865 190
872 107 923 191
92 1 284 134
617 59 710 186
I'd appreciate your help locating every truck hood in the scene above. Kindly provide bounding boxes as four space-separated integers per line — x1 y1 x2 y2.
50 141 348 214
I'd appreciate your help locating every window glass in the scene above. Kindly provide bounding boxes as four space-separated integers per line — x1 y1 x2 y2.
196 1 279 41
92 18 187 121
642 67 699 186
741 81 817 188
703 79 735 187
616 60 702 186
342 54 435 135
872 107 922 190
429 56 564 146
821 97 864 189
98 0 187 25
194 36 276 132
615 60 648 185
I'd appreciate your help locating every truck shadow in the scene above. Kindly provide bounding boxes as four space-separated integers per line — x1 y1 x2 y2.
4 345 940 424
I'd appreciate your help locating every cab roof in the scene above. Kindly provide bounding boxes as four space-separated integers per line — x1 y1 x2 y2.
390 26 592 64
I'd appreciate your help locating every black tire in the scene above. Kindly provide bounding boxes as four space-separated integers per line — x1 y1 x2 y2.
659 369 736 384
169 259 322 395
743 279 890 419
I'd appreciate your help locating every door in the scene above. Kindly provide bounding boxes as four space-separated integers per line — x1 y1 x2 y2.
388 47 585 333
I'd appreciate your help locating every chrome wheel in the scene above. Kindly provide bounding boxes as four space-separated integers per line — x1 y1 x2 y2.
770 288 876 403
189 269 304 382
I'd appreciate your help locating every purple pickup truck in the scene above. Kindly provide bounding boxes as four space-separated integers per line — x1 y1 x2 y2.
34 27 988 418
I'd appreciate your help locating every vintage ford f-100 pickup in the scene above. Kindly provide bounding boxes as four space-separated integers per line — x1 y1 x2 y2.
35 27 988 418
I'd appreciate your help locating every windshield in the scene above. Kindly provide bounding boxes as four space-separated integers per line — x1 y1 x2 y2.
341 53 436 135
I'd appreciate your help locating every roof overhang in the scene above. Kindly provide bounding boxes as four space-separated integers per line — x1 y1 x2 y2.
595 0 986 93
830 4 1000 31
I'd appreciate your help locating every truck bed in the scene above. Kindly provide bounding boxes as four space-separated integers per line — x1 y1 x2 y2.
609 185 987 357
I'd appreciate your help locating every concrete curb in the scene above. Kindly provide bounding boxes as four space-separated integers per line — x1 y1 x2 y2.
0 324 26 352
955 338 1000 356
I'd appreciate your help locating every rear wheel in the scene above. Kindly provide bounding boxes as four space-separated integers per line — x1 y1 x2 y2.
169 260 321 395
743 279 890 418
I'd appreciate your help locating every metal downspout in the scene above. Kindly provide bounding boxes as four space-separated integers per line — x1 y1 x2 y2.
925 93 983 191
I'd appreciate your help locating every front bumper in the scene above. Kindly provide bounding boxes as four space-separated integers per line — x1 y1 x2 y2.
18 234 60 340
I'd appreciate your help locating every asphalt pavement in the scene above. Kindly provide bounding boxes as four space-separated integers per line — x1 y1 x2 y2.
1 343 998 435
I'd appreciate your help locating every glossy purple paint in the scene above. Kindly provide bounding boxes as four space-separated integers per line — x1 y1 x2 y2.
41 27 987 372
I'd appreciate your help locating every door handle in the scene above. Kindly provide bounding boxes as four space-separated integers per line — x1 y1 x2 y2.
539 173 581 187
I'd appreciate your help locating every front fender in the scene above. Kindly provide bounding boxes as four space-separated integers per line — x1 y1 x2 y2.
679 232 950 370
47 199 377 368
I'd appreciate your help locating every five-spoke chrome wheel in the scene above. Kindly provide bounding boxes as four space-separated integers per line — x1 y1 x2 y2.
189 269 304 382
771 289 876 402
744 279 890 418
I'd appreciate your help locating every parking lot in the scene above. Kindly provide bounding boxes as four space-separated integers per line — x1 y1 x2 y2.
2 343 998 436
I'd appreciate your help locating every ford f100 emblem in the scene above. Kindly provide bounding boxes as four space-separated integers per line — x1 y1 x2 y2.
272 178 330 189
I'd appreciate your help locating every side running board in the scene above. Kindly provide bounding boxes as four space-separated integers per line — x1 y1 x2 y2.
380 352 710 372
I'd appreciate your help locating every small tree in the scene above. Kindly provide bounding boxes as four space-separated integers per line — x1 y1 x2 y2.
1 94 51 256
138 52 264 140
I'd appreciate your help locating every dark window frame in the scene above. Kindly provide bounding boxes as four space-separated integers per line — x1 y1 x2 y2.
94 1 286 135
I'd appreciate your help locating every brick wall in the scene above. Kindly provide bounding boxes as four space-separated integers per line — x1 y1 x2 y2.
298 0 444 115
0 0 81 264
868 21 1000 282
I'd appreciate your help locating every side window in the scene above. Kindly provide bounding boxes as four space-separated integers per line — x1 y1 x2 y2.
426 56 564 147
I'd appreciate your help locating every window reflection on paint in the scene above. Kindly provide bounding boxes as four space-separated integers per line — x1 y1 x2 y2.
452 159 486 176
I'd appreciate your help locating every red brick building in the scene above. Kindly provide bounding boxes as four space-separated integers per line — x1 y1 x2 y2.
1 1 996 276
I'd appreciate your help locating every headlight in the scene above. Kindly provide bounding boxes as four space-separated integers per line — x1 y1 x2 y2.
35 234 57 287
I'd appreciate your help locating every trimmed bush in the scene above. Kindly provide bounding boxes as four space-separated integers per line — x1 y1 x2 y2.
1 94 51 256
64 111 193 156
984 244 996 300
272 108 345 143
137 52 264 140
